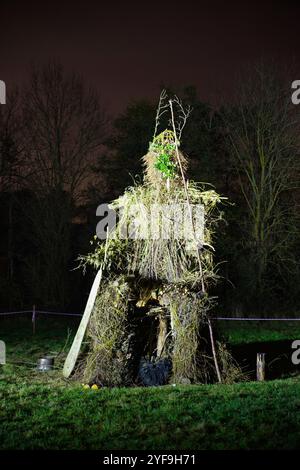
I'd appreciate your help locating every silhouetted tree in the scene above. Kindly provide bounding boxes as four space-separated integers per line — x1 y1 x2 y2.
0 92 24 308
223 65 300 312
20 62 107 308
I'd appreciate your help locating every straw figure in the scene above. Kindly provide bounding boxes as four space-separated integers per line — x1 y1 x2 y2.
67 92 243 386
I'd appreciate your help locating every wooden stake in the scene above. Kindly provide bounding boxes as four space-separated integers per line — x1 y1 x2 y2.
32 304 36 335
208 318 222 383
257 353 266 381
63 229 109 378
157 314 168 358
63 268 103 378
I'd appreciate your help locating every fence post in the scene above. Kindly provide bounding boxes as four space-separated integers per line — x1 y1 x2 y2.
256 352 265 381
32 305 36 335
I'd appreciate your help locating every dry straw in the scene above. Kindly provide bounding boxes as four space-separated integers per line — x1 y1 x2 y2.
77 98 241 385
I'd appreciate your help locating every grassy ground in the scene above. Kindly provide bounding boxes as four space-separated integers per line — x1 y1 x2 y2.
1 316 300 450
219 319 300 344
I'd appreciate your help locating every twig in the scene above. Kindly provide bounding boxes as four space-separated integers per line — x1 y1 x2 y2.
169 99 205 293
153 89 169 140
172 95 192 140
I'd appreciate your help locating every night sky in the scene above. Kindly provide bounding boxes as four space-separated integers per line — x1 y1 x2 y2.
1 0 300 114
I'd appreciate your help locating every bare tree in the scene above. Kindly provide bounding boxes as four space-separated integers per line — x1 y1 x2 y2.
20 62 107 308
0 92 24 307
22 61 107 199
0 91 22 192
224 65 300 305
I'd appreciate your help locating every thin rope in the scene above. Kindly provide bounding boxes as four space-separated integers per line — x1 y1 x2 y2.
212 317 300 321
0 310 81 317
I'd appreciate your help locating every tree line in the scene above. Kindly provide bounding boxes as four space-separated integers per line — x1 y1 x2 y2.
0 62 299 314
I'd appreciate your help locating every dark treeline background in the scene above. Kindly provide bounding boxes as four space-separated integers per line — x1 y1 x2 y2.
0 62 299 315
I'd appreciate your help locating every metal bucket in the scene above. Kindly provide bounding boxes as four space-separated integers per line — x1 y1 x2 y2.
37 356 54 371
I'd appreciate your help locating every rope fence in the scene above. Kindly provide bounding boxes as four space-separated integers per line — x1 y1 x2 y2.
212 317 300 321
0 306 81 334
1 309 300 322
2 307 300 337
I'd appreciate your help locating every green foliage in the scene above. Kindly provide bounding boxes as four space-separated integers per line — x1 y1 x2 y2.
154 150 176 179
152 141 177 179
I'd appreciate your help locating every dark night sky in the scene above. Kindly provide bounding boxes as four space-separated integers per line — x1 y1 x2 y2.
1 0 300 114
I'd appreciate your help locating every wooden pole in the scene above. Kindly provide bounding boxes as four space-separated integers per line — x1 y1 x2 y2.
208 319 222 383
63 269 103 378
32 304 36 335
257 353 266 381
63 229 108 378
157 314 168 358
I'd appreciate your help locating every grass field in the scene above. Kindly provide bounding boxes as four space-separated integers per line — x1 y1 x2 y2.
1 315 300 450
219 318 300 345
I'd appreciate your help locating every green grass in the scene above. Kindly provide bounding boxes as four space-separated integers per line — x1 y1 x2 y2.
0 316 78 387
1 316 300 450
1 376 300 449
219 319 300 345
